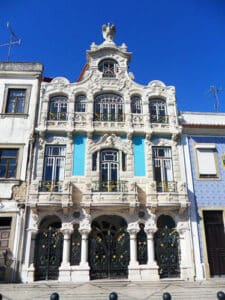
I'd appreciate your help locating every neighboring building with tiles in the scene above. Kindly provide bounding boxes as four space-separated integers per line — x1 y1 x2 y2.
0 62 43 282
181 111 225 280
21 24 194 283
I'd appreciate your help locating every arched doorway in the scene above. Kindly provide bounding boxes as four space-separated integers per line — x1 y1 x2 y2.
154 215 180 278
34 216 63 281
88 215 130 280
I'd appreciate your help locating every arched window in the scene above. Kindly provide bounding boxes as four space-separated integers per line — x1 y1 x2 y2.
131 95 142 114
48 95 68 121
92 148 127 192
94 93 124 122
149 98 168 123
98 59 118 78
75 94 87 112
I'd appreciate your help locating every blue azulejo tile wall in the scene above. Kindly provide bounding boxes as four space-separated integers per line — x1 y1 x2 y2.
189 136 225 206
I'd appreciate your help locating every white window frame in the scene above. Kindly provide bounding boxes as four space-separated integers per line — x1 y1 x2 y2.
195 144 220 180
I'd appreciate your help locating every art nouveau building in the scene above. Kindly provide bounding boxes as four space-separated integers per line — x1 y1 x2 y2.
0 62 43 282
21 25 194 282
181 112 225 280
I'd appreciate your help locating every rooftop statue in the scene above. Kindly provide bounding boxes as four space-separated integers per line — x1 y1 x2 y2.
102 23 116 43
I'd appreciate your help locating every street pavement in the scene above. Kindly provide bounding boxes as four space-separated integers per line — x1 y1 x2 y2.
0 279 225 300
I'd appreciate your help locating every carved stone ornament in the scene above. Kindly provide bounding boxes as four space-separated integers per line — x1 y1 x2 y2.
51 77 70 85
102 23 116 43
89 134 132 155
12 182 27 201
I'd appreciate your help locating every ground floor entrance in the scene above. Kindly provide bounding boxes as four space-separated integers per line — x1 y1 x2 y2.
203 210 225 276
88 215 130 280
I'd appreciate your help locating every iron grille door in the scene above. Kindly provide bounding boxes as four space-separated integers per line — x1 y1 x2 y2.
34 227 63 281
155 226 180 278
88 217 130 280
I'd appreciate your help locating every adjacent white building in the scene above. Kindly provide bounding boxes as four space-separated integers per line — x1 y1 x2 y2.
0 62 43 282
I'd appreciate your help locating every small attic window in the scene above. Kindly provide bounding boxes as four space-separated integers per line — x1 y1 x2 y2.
98 59 118 78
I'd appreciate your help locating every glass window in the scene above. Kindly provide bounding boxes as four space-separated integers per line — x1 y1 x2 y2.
48 96 68 121
153 147 176 192
131 95 142 114
0 149 18 178
149 99 168 123
6 89 26 113
94 93 124 122
98 59 118 78
75 94 86 112
40 145 66 192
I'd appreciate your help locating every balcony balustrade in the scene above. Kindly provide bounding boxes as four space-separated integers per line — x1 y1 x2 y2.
47 112 68 121
156 181 177 193
150 114 169 124
93 113 124 122
38 180 64 192
92 180 128 192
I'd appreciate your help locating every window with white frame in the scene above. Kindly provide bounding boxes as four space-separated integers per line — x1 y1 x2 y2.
40 145 66 192
149 98 168 123
153 147 176 192
98 59 118 78
131 95 142 114
75 94 87 112
91 148 126 192
195 144 219 179
94 93 124 122
48 95 68 121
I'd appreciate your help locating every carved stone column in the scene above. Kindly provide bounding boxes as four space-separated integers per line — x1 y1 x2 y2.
128 225 140 281
21 227 38 283
59 224 73 282
79 228 89 265
146 227 157 266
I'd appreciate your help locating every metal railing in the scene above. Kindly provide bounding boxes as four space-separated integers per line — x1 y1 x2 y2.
150 114 169 124
47 112 68 121
93 113 124 122
92 180 127 192
38 180 63 192
156 181 177 193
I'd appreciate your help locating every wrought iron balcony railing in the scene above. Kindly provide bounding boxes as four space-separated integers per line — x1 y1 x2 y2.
39 180 63 192
150 114 169 124
156 181 177 193
92 180 128 192
47 112 68 121
93 113 124 122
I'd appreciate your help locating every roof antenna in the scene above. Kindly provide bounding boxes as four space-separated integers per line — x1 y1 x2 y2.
0 22 22 61
209 85 222 112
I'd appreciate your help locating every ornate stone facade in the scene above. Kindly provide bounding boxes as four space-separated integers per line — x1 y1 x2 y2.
21 25 194 283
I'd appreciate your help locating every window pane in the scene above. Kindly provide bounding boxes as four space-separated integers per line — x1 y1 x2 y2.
6 89 26 113
197 149 217 175
0 149 18 178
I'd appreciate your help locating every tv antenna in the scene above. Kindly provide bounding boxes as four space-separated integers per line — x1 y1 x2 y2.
0 22 21 61
209 85 222 112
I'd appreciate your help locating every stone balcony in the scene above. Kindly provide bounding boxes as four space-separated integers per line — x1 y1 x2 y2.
28 180 73 212
80 180 138 211
146 181 189 212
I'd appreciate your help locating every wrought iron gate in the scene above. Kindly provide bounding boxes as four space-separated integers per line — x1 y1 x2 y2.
155 226 180 278
34 227 63 281
88 216 130 280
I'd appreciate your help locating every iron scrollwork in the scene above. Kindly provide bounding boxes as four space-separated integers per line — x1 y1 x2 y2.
70 226 81 265
155 226 180 278
34 227 63 281
137 224 148 265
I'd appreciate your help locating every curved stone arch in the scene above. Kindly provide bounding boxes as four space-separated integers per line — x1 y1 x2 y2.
147 80 166 88
37 212 63 229
89 134 132 155
90 211 130 225
93 90 124 100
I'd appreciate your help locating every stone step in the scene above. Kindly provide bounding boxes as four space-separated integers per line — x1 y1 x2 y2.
0 280 224 300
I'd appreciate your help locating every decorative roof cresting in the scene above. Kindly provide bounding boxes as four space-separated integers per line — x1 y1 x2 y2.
102 23 116 44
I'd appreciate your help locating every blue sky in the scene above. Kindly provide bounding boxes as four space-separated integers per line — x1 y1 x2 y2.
1 0 225 112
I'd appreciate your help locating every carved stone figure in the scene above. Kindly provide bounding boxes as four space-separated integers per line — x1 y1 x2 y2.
102 23 116 43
